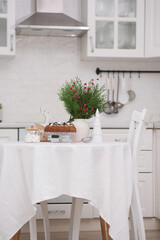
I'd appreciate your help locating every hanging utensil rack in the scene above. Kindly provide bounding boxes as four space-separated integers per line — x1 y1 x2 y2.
96 67 160 77
96 67 160 115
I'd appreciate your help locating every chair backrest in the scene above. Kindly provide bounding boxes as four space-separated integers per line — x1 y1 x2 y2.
127 109 152 181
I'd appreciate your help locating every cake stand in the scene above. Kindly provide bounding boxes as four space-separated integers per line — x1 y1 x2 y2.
45 132 75 143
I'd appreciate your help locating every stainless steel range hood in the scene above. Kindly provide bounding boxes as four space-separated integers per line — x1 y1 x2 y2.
16 1 89 37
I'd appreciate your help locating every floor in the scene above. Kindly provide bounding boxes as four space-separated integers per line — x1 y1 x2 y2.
19 230 160 240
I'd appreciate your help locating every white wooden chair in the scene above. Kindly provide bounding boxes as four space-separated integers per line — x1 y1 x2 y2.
100 109 152 240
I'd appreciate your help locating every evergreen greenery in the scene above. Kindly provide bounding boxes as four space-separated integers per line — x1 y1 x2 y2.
58 76 106 121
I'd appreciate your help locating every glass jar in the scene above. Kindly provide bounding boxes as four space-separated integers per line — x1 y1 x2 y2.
25 126 40 143
0 104 2 122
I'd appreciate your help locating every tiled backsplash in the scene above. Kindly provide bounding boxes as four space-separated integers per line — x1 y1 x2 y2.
0 36 160 125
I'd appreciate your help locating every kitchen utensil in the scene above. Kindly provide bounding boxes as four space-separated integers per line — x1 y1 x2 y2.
104 89 112 114
118 75 129 104
110 78 118 113
110 89 118 113
127 78 136 101
116 75 124 109
104 78 112 114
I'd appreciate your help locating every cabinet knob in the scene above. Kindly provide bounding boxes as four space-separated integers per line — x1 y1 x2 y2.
115 138 127 142
89 36 94 53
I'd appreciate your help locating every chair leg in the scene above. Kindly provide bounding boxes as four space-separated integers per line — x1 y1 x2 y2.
106 223 113 240
129 207 138 240
69 197 83 240
99 217 113 240
40 201 51 240
29 214 38 240
100 217 107 240
130 184 146 240
11 230 21 240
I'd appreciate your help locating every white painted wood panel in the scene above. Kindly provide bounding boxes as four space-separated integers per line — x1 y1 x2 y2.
145 0 160 57
138 174 153 217
36 203 94 219
0 129 18 142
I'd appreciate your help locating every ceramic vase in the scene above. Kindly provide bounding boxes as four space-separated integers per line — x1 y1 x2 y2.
72 119 90 142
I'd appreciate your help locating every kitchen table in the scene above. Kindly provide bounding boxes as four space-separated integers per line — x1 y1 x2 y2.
0 141 132 240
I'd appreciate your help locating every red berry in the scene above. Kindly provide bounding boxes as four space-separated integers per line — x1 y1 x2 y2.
77 100 79 103
91 79 94 81
74 82 75 84
84 83 87 85
88 87 91 90
70 87 72 90
78 96 80 99
97 78 99 80
91 108 94 111
94 115 96 117
86 108 88 110
80 108 82 110
72 85 74 87
85 92 87 94
84 87 86 89
92 82 94 85
84 104 87 106
86 112 88 115
73 96 76 98
74 90 77 93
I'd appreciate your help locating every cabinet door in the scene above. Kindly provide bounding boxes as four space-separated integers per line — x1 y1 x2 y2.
155 130 160 218
138 174 153 217
0 0 15 56
36 203 94 219
0 129 18 142
145 0 160 57
93 173 153 218
81 0 144 58
101 129 153 150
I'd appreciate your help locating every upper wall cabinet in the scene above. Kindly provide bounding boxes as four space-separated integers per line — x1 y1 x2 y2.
145 0 160 57
81 0 144 58
0 0 15 56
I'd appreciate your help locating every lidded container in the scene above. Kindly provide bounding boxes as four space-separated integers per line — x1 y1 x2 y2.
25 126 40 143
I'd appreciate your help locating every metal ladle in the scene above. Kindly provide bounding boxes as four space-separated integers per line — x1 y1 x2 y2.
110 89 118 113
104 89 112 114
127 78 136 101
116 74 124 109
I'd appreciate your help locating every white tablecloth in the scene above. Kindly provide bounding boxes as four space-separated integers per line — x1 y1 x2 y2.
0 142 132 240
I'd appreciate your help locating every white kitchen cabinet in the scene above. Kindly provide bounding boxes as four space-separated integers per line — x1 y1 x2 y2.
81 0 144 58
0 0 15 56
0 128 18 141
36 203 94 220
100 128 154 217
155 130 160 218
145 0 160 57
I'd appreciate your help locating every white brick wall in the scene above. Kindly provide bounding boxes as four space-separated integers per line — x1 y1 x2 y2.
0 0 160 124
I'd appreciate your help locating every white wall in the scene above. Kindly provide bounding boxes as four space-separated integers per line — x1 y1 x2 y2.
0 0 160 125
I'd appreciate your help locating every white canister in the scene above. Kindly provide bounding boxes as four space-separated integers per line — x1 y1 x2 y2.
25 126 40 143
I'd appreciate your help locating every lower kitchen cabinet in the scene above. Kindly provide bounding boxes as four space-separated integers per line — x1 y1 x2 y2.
0 129 18 142
155 130 160 218
36 203 94 219
101 128 153 218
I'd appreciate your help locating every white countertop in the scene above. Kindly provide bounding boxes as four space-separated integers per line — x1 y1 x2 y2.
0 122 155 129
